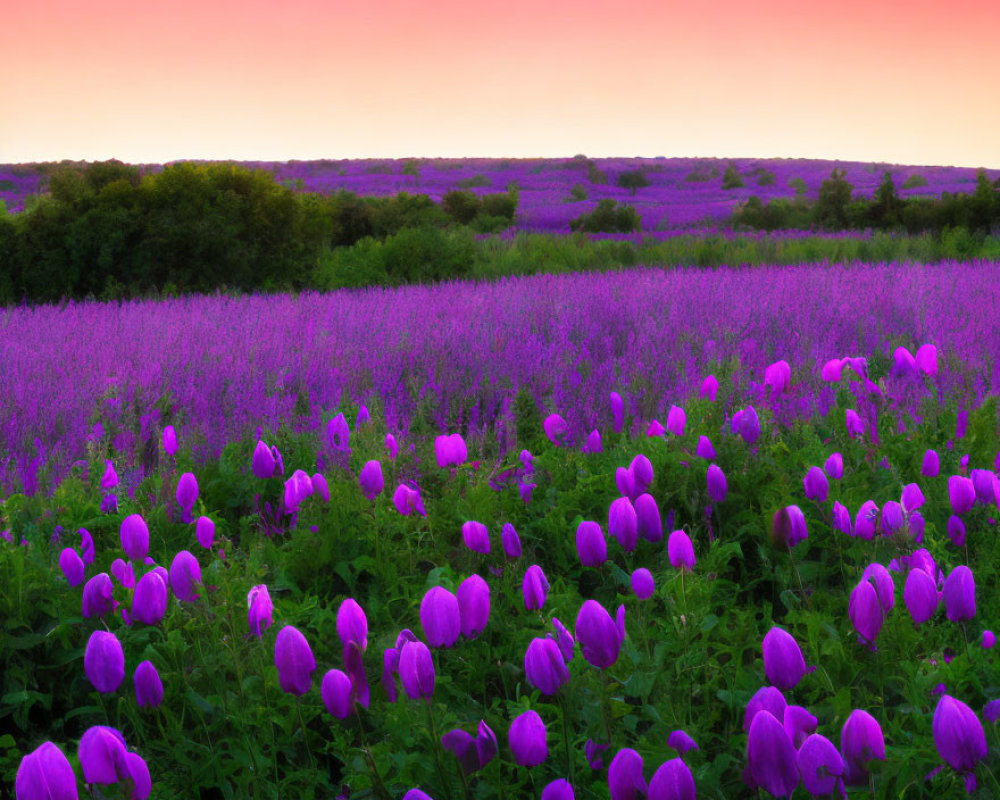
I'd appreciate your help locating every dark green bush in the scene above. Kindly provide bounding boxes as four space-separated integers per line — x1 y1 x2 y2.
617 170 651 195
721 165 744 189
569 199 641 233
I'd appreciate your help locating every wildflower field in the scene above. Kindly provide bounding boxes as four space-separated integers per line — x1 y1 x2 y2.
3 259 1000 799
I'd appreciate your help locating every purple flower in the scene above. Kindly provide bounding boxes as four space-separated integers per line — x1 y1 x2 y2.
169 550 201 603
501 522 522 559
782 705 817 749
327 413 351 452
615 466 637 499
420 586 461 648
949 475 976 515
132 570 168 626
831 501 851 534
823 452 843 480
176 472 198 513
914 343 937 375
983 630 995 649
77 726 129 786
849 580 883 646
283 469 314 513
586 739 610 770
984 700 1000 723
630 568 655 600
861 563 895 613
357 461 384 501
853 500 878 540
696 435 715 460
797 733 844 797
385 434 398 461
820 358 843 381
762 627 806 690
970 469 996 504
608 496 638 552
803 466 828 503
82 573 114 618
15 741 78 800
247 584 273 637
943 566 976 622
734 406 760 444
706 464 727 503
541 779 575 800
251 440 276 479
85 631 125 694
509 709 547 767
634 494 663 542
772 505 807 548
700 374 719 401
840 709 885 785
461 520 490 555
608 748 646 800
575 599 621 669
629 454 654 494
274 625 316 696
195 516 215 550
402 791 432 800
551 618 574 661
667 529 696 571
582 429 603 453
922 449 940 477
666 729 699 755
59 547 85 587
947 514 966 547
456 574 490 639
523 564 550 611
880 501 905 535
162 425 177 456
134 660 163 708
392 483 427 517
610 391 625 433
933 694 987 791
543 413 569 446
524 637 570 695
120 514 149 561
336 597 368 656
903 568 938 626
576 521 607 568
845 409 863 438
743 686 787 732
666 405 686 436
648 757 695 800
647 419 665 437
745 711 799 798
322 668 355 719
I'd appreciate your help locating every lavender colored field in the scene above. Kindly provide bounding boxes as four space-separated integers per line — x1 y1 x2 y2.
3 260 999 496
2 157 997 232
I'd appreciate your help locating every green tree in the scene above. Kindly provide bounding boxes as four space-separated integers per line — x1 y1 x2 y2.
617 170 650 196
442 191 481 225
570 199 641 233
815 169 853 230
970 168 998 233
869 171 902 228
721 165 744 190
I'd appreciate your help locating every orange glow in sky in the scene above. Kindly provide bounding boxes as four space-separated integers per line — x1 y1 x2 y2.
2 0 998 167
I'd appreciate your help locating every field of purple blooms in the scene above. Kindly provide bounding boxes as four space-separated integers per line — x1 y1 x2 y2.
2 156 995 233
3 259 1000 799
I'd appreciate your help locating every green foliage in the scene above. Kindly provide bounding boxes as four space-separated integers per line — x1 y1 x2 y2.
815 168 854 230
902 173 928 189
721 164 744 190
455 174 491 189
616 170 651 195
789 177 808 196
569 199 641 234
568 184 588 202
684 164 718 182
754 169 776 187
586 161 607 185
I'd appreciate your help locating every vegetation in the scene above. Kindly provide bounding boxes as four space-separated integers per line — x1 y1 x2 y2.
616 170 651 195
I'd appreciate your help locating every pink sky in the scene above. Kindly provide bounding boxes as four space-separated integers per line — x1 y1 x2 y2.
2 0 998 167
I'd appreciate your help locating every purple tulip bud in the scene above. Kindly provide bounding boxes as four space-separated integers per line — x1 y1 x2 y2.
501 523 522 559
736 406 760 444
321 669 355 719
782 704 817 749
84 631 125 694
648 757 695 800
132 570 167 626
629 454 654 494
134 660 163 708
743 686 787 732
399 640 435 699
270 445 284 476
525 637 571 695
169 550 201 603
78 527 95 565
849 580 883 646
402 791 433 800
441 728 479 775
831 501 851 534
700 374 718 401
634 494 662 542
970 468 996 505
746 711 799 798
845 409 863 439
392 483 426 517
666 405 686 437
914 343 937 375
523 564 550 611
110 558 134 590
843 356 867 379
943 566 975 622
162 425 177 456
933 694 987 790
16 740 78 800
983 630 995 649
609 496 638 552
308 472 329 502
608 748 646 800
630 568 655 600
586 739 610 771
327 413 350 452
274 625 316 696
647 419 665 437
336 597 368 657
764 359 791 396
543 413 569 446
420 587 461 648
385 434 398 461
59 547 85 587
949 475 976 515
461 520 490 554
820 358 843 381
803 466 828 503
666 729 699 755
120 514 149 561
696 435 715 460
853 501 879 540
509 709 547 767
706 464 727 503
984 700 1000 723
475 720 498 769
457 574 490 639
903 567 938 626
610 391 625 433
78 726 128 785
861 563 895 613
840 709 885 785
946 514 966 547
823 452 843 480
82 572 114 618
247 584 273 637
551 618 575 662
667 529 696 571
898 484 924 514
176 472 198 512
435 434 461 468
195 516 215 550
772 505 807 548
356 404 371 427
615 466 637 500
892 345 917 376
575 521 607 568
921 449 940 477
541 779 575 800
762 627 806 690
575 599 621 669
582 429 603 453
251 440 276 479
797 733 844 796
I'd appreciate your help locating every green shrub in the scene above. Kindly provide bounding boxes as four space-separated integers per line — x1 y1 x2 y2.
901 173 928 189
617 170 651 195
721 165 744 190
456 174 491 189
569 199 641 233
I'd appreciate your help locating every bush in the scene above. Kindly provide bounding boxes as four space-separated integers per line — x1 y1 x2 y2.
685 164 718 182
569 199 641 233
456 174 491 189
756 170 776 187
617 170 651 195
721 165 744 190
901 173 928 189
586 162 607 184
568 184 588 202
789 177 808 196
442 191 481 225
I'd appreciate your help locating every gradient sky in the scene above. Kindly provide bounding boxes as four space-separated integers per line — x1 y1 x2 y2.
2 0 998 167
